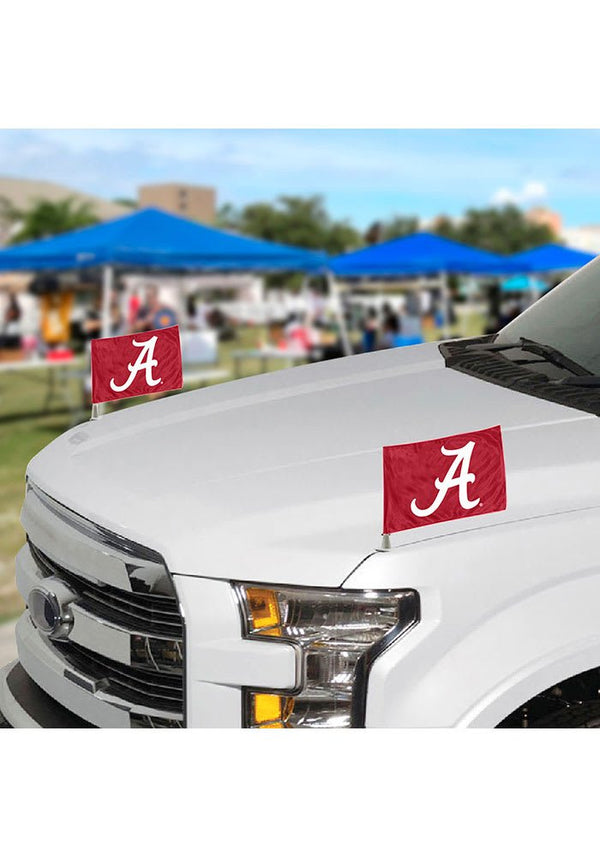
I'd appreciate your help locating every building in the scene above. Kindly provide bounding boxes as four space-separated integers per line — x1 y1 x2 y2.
138 183 216 224
0 176 130 246
0 176 129 221
562 225 600 255
526 207 562 238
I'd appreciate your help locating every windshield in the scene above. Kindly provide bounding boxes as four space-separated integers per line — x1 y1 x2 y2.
497 257 600 375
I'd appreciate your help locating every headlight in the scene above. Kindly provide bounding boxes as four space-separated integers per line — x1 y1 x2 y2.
235 584 419 728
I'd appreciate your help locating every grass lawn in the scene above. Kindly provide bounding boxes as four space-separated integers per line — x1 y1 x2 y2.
0 310 486 621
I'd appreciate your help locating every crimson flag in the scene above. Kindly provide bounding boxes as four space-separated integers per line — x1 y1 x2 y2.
383 425 506 534
91 325 183 404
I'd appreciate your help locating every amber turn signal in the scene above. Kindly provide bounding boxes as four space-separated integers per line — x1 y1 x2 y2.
245 587 281 637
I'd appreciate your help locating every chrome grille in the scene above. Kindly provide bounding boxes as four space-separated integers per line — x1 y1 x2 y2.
19 482 184 728
58 642 183 712
131 714 184 728
29 542 183 638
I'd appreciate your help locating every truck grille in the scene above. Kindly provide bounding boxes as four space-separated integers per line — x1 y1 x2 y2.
29 542 183 639
59 642 184 712
20 482 185 728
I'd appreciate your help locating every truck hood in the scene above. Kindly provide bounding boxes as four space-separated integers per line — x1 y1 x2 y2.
28 342 600 587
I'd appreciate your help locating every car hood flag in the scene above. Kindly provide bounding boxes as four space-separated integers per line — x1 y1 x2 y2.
91 325 183 404
383 425 506 534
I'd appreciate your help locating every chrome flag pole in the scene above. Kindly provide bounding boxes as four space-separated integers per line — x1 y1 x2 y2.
91 265 114 420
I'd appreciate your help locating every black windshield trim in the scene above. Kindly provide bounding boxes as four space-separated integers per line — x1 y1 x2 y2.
466 337 592 377
439 336 600 417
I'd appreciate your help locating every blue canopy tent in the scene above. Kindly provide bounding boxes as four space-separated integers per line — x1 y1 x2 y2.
330 232 517 278
0 206 331 354
501 274 547 294
0 207 327 273
510 243 596 273
329 232 518 337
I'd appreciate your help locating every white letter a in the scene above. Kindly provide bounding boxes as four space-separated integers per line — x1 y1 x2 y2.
110 336 162 392
410 441 480 518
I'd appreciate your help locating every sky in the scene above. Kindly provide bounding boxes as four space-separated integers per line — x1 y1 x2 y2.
1 129 600 230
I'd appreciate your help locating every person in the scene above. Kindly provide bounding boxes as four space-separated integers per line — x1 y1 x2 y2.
361 307 378 352
381 303 401 348
0 288 22 349
281 313 317 352
307 286 326 326
404 290 421 318
82 293 122 341
82 295 101 341
498 300 522 329
186 294 198 330
133 285 177 332
381 312 401 349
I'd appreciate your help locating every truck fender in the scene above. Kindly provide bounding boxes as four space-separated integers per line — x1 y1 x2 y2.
364 569 600 728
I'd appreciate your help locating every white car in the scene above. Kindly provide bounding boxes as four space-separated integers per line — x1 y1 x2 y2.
3 259 600 728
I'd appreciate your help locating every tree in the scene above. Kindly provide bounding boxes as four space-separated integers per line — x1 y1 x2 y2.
364 215 419 245
364 221 383 245
217 194 362 255
112 197 138 210
431 215 457 241
9 197 100 244
325 220 363 255
381 215 420 242
434 205 556 255
216 202 238 230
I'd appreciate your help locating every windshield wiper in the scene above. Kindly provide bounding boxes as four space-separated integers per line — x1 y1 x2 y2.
550 375 600 387
465 340 523 353
465 337 592 378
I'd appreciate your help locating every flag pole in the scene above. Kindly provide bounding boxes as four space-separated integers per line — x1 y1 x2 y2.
379 534 391 551
92 264 114 421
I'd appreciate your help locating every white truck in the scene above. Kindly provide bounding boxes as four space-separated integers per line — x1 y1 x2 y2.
3 258 600 729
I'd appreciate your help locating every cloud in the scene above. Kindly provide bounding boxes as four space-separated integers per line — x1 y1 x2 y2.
491 180 548 207
0 130 545 203
0 130 564 227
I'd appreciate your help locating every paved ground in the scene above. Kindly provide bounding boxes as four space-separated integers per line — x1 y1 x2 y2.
0 620 17 668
